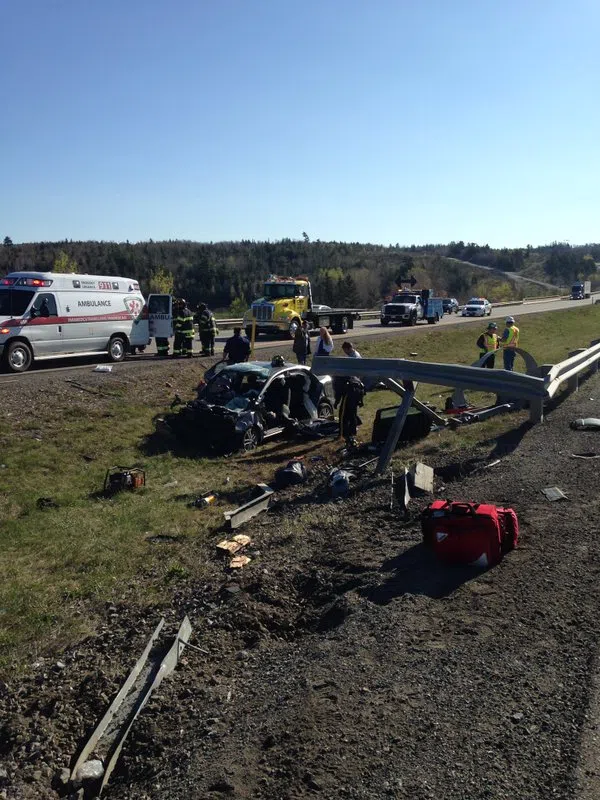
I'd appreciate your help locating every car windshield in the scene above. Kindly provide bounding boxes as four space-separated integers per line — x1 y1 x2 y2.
205 365 270 407
0 289 35 317
468 299 485 305
391 294 418 303
264 283 299 299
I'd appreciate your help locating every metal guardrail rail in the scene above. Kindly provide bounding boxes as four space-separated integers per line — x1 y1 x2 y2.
545 339 600 399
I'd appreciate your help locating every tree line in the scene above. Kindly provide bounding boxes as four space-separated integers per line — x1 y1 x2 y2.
1 236 597 310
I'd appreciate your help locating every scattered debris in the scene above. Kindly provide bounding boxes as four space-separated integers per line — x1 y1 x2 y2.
93 364 113 373
329 468 355 499
571 418 600 430
394 467 411 511
541 487 569 502
223 484 274 529
230 555 251 569
409 352 418 356
570 452 600 459
274 459 308 489
484 459 502 469
104 466 146 496
189 492 217 508
217 540 243 555
162 479 178 488
146 534 181 544
409 462 434 494
232 534 252 547
36 497 59 510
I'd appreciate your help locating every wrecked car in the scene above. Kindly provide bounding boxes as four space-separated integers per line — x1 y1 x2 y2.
163 360 336 453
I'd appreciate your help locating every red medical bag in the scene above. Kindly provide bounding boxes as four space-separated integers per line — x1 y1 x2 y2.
421 500 519 567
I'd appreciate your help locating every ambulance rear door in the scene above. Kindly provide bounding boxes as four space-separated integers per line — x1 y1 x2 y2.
148 295 173 339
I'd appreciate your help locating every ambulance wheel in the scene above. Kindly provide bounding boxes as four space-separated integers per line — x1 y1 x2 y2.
5 340 33 373
108 335 127 362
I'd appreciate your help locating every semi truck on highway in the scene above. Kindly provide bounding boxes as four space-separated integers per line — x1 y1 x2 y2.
242 275 363 339
380 289 444 326
570 281 591 300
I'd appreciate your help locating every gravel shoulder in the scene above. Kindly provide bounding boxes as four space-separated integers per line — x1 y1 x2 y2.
2 370 600 799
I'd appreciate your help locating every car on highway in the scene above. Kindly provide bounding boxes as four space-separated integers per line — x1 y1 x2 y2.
162 358 335 453
461 297 492 317
442 297 459 314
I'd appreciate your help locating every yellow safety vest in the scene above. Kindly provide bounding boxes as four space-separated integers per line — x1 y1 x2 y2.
483 332 498 352
504 325 519 348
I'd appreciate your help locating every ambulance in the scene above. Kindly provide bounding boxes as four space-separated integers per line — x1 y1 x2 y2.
0 271 173 372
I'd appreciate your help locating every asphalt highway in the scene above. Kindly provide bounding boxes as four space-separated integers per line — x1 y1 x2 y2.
0 295 596 382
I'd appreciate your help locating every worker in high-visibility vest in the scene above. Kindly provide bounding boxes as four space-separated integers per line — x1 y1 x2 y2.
500 316 520 371
476 322 499 368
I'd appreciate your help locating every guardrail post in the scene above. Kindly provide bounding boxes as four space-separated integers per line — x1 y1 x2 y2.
529 397 544 423
375 383 416 475
568 349 587 392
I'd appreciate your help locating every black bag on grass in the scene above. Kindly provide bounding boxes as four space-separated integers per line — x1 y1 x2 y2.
274 459 308 489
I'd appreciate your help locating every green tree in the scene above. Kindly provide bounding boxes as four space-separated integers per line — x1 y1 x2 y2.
3 236 13 247
229 296 247 316
53 250 78 273
147 266 174 294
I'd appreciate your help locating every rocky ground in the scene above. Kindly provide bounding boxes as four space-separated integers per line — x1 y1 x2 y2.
2 364 600 799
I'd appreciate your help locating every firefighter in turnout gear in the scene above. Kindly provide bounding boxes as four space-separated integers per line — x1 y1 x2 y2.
173 299 195 358
476 322 499 368
195 302 219 356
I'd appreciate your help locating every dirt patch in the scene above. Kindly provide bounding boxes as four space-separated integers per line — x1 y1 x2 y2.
2 368 600 799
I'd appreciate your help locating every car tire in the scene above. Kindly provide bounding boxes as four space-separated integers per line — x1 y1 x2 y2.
380 318 389 326
317 400 334 420
108 335 127 362
5 340 33 373
338 315 349 334
241 425 262 452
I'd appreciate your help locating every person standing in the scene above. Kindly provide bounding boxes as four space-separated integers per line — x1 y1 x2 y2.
500 316 520 371
314 327 334 357
293 320 311 365
196 303 219 356
335 376 365 448
476 322 499 368
223 327 251 364
173 298 195 358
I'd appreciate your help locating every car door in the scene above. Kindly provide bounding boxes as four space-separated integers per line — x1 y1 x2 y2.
25 293 63 356
148 295 173 339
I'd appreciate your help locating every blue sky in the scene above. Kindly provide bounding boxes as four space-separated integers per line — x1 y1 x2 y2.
1 0 599 247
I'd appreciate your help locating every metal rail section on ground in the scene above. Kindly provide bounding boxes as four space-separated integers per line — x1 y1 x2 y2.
71 615 192 795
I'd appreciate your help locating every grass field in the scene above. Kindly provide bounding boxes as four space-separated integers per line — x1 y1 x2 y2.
1 304 599 674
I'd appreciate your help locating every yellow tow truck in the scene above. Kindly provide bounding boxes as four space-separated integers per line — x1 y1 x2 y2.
243 275 362 339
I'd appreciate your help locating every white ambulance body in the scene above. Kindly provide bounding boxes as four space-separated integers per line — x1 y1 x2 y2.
0 271 153 372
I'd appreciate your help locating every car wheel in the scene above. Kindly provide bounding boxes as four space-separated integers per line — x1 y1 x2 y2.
317 399 334 420
241 426 261 452
380 318 389 326
5 340 33 373
339 315 349 334
409 314 417 326
108 335 127 362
